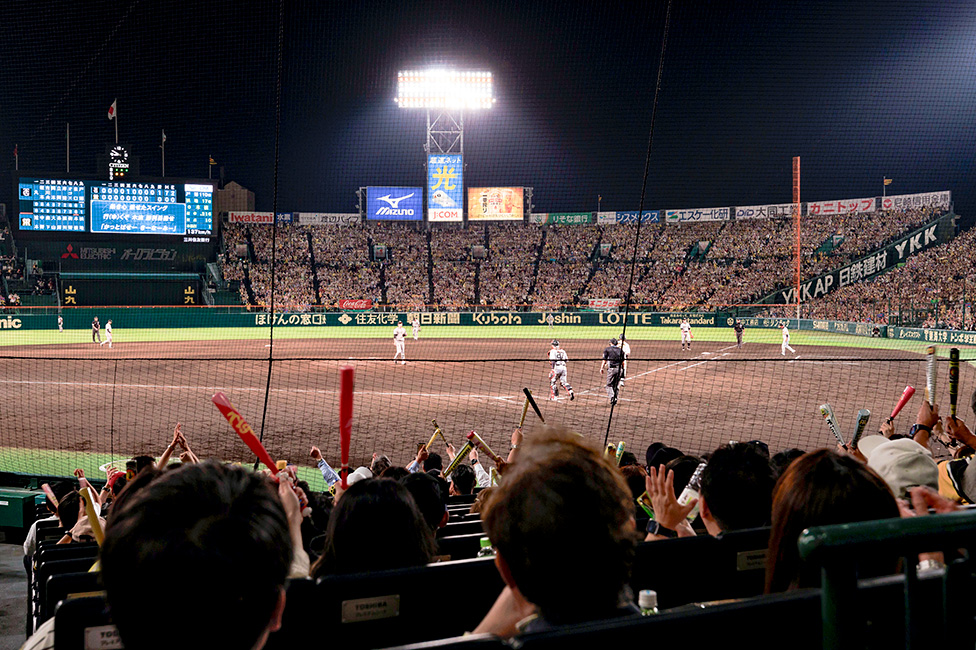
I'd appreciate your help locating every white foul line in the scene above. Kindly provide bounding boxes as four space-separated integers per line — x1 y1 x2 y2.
0 378 513 401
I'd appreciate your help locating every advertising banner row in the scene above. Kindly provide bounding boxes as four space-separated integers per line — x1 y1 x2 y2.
768 217 950 305
231 190 951 226
2 309 974 350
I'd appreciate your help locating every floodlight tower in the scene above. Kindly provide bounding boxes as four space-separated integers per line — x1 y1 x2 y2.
396 69 494 223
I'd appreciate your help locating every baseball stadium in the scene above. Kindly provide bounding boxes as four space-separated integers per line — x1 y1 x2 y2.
2 2 976 649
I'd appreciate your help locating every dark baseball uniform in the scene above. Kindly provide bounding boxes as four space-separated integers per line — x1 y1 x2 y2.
92 318 101 343
734 321 744 347
603 344 625 404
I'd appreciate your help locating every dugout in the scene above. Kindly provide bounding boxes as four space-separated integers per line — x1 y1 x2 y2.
58 272 202 306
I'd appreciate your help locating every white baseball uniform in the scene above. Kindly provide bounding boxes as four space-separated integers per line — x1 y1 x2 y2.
781 325 795 355
393 324 406 363
680 321 692 349
548 346 574 400
619 339 631 379
412 318 420 340
101 322 113 348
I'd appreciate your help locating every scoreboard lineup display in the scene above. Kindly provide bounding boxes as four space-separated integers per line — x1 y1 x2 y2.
17 177 214 235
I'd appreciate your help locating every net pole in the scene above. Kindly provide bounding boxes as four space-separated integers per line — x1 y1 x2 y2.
255 0 285 463
604 0 672 448
793 156 801 320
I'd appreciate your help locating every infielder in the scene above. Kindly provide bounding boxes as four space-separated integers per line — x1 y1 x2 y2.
600 338 625 406
393 321 407 364
618 334 631 386
92 316 101 344
680 318 692 351
412 317 421 341
100 319 113 348
781 322 796 355
58 314 63 333
733 320 744 348
548 340 575 401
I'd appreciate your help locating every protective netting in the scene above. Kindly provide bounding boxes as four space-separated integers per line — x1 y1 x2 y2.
0 348 964 483
0 1 969 483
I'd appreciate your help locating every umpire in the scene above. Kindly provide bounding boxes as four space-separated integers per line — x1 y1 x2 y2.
600 338 625 406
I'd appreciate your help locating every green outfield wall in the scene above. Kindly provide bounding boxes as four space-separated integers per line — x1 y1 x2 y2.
2 308 975 346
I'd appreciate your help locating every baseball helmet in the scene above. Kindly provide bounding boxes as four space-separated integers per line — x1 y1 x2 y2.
551 340 559 347
619 333 626 341
609 338 618 346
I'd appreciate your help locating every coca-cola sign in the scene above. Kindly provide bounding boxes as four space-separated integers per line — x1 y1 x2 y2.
338 299 373 310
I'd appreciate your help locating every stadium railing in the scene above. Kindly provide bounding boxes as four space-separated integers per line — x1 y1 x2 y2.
798 510 976 650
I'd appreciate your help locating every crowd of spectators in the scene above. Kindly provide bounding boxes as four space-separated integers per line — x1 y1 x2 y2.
23 390 973 648
532 225 601 307
310 227 381 306
216 204 947 314
793 227 976 328
480 224 542 309
430 227 484 309
372 223 430 311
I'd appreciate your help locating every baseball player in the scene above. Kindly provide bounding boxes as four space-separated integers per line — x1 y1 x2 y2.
600 338 625 406
781 322 796 355
733 320 744 348
58 314 63 333
548 340 575 401
680 318 692 351
546 313 555 330
412 317 421 341
100 319 113 348
92 316 101 344
618 334 631 386
393 321 407 364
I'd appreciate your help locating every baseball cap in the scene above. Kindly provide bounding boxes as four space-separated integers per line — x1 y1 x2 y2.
552 340 559 347
609 338 618 346
858 436 938 498
619 333 626 341
346 466 373 487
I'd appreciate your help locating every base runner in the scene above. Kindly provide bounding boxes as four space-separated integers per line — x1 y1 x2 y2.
548 340 575 401
781 322 796 355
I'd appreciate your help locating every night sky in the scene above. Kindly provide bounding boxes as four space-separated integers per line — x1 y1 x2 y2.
2 1 974 217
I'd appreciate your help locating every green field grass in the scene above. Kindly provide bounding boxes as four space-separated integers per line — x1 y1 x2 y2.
1 324 970 358
0 445 329 492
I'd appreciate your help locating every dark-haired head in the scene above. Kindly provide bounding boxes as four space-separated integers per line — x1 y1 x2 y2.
765 449 899 593
381 466 410 481
101 462 291 650
424 452 443 473
57 490 81 531
311 478 436 578
400 472 448 530
700 443 775 533
483 427 639 626
449 463 476 495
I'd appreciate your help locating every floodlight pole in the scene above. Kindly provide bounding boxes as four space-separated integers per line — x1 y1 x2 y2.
426 109 464 157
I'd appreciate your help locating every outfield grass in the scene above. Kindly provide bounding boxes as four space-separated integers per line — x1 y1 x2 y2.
0 324 968 358
0 445 329 492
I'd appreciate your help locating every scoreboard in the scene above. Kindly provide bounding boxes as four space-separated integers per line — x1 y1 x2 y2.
17 177 215 236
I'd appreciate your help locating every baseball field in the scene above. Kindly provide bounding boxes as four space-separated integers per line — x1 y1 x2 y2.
0 323 970 490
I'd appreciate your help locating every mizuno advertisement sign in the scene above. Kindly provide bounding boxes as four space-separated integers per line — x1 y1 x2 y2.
366 187 423 221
